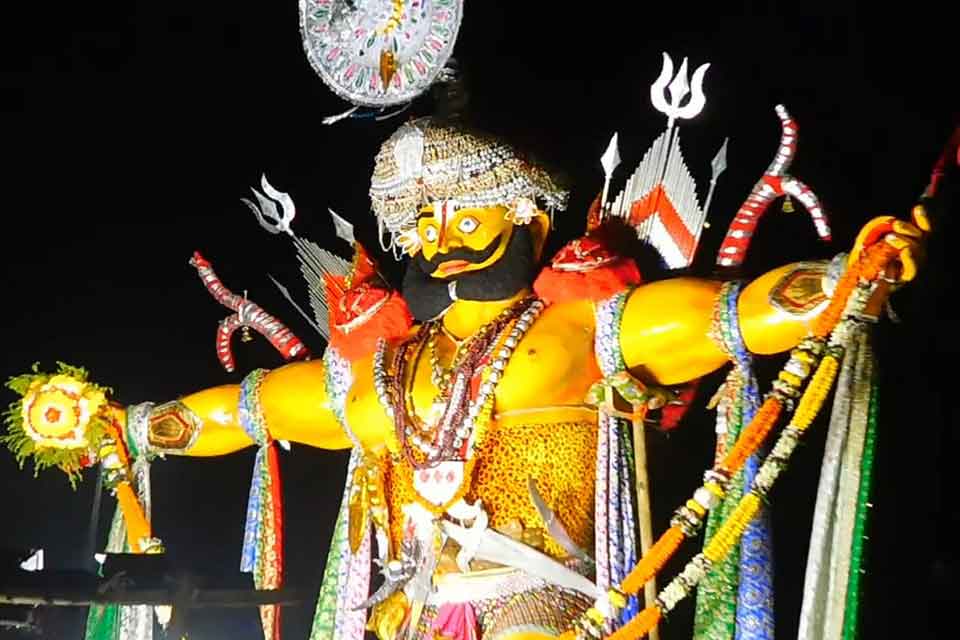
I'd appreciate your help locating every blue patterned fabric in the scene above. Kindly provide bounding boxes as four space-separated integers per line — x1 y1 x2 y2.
238 369 269 574
594 293 643 628
720 284 775 640
618 424 641 624
240 450 266 572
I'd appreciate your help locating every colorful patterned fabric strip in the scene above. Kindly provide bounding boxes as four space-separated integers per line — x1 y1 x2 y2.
325 349 371 640
618 423 641 623
594 292 630 375
594 410 611 594
325 348 362 447
696 280 776 640
310 470 352 640
310 447 364 640
593 293 645 631
721 282 775 640
239 368 283 640
339 517 371 640
694 418 743 640
608 414 624 587
312 350 370 640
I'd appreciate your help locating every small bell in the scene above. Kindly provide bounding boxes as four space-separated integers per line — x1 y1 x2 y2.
782 195 795 213
241 325 253 343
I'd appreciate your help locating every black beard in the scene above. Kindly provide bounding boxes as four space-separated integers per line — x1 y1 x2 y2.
402 226 537 322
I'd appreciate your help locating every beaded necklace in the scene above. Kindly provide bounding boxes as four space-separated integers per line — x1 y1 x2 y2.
427 322 464 394
374 296 544 469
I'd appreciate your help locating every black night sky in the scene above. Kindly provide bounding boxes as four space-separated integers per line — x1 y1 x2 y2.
1 2 957 639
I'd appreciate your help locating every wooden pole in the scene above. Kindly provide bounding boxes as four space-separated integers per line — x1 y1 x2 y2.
631 405 660 640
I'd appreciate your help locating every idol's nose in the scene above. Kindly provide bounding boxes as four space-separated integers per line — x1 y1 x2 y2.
436 233 464 253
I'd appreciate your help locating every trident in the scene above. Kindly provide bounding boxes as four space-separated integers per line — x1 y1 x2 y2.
601 53 712 215
650 52 710 185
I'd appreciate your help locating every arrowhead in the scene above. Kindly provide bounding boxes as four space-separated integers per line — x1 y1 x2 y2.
267 274 289 295
600 132 621 177
711 137 729 177
329 208 356 244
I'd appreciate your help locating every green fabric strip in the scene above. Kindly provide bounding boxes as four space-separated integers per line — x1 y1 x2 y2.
85 506 126 640
841 373 879 640
309 495 349 640
85 602 120 640
694 396 744 640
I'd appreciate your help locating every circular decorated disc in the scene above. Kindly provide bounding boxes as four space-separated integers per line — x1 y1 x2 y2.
300 0 464 107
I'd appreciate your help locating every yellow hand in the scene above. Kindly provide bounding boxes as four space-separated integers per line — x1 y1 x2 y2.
849 205 931 284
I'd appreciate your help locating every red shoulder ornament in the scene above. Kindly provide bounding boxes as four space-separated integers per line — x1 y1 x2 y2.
325 244 413 362
534 222 642 305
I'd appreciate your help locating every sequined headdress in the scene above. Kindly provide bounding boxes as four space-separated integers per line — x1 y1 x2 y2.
369 117 569 255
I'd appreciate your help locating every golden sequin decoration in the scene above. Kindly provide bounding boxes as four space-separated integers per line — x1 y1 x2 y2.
470 420 597 559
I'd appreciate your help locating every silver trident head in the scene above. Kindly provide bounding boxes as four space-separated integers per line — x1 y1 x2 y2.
241 174 297 237
650 52 710 127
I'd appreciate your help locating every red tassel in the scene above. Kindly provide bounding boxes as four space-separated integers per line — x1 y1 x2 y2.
658 379 700 431
267 445 283 588
260 444 284 640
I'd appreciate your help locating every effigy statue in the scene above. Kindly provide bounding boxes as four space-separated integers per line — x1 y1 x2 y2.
4 3 955 640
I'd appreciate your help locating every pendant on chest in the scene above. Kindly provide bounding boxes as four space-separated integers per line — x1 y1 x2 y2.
412 459 467 511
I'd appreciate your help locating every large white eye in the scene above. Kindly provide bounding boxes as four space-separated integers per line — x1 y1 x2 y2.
457 216 479 234
423 225 439 242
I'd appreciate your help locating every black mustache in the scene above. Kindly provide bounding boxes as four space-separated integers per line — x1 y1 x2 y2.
403 225 536 321
415 233 503 275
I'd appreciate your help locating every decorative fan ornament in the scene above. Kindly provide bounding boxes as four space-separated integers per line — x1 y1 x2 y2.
300 0 464 108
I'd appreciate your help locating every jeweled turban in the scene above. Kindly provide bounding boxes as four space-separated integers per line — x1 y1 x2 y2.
369 118 568 254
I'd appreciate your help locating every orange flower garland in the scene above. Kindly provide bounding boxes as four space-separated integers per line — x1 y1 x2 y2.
620 525 686 595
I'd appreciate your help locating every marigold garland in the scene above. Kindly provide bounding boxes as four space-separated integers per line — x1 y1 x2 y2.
717 398 783 475
703 493 763 563
791 354 841 431
606 607 662 640
598 345 847 640
620 526 685 595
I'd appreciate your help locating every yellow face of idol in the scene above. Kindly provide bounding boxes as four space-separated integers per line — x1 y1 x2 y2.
417 204 515 279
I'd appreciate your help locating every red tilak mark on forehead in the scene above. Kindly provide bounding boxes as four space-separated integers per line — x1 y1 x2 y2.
437 201 449 247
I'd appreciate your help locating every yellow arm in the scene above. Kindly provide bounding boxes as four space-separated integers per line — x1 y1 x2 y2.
619 262 828 385
175 359 353 456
